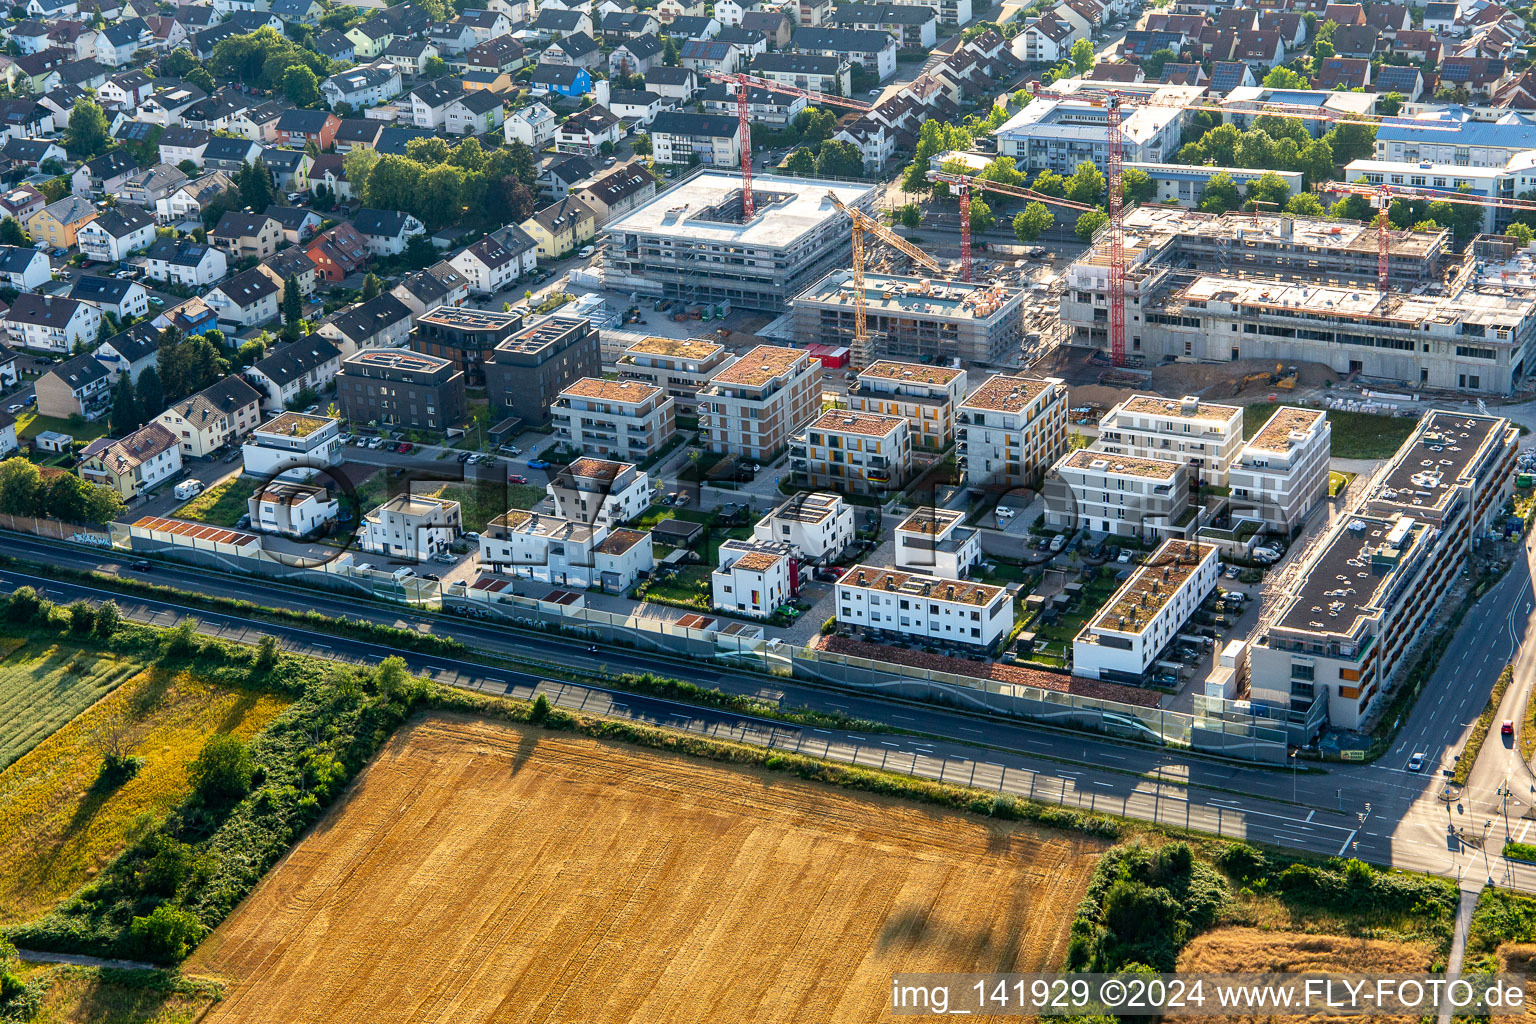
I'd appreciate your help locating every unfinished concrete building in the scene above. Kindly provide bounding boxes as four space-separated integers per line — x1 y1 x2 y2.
790 271 1024 364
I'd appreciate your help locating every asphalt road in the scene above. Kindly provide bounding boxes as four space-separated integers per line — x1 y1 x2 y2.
8 529 1530 887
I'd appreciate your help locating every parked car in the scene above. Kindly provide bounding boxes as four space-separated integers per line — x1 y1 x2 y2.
507 473 527 484
578 245 595 258
396 442 414 454
1117 551 1133 564
458 451 473 462
528 459 551 469
995 506 1016 520
1048 534 1067 553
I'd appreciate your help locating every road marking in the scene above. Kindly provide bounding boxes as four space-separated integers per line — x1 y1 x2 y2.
1521 821 1533 843
1306 809 1315 822
1338 829 1358 856
813 729 831 734
1092 781 1114 788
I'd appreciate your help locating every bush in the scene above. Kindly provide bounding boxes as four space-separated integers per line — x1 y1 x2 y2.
189 734 253 803
255 633 279 671
4 586 45 623
1213 842 1267 885
93 599 121 637
128 905 205 962
68 599 95 632
99 749 144 785
163 620 201 658
820 616 836 635
530 693 551 722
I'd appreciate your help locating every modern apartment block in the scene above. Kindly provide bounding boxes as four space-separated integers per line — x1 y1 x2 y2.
956 373 1068 490
411 306 523 382
834 564 1013 650
791 409 911 495
335 348 468 433
552 377 676 460
478 511 654 591
240 412 344 482
1228 406 1331 533
711 538 795 620
483 315 601 426
1095 394 1244 487
1048 448 1193 539
700 344 821 460
546 457 653 527
791 272 1023 364
248 481 338 539
752 491 854 562
617 335 737 410
602 171 877 313
360 494 462 561
893 506 980 580
1072 540 1219 685
1251 410 1517 731
846 360 968 452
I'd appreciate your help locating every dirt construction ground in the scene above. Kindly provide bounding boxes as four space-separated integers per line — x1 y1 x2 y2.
189 714 1102 1024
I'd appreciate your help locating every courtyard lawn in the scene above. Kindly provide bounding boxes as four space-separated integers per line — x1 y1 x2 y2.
1244 404 1416 460
178 473 258 527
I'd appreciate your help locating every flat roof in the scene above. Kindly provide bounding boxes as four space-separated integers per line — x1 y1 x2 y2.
707 344 806 388
604 170 875 248
419 306 522 331
809 409 904 437
595 527 647 555
1063 449 1181 480
960 373 1058 414
254 411 333 438
837 563 1004 606
344 348 452 373
1178 275 1532 330
624 335 724 360
490 508 597 541
730 550 785 572
374 494 456 517
897 506 963 536
799 271 1020 321
861 360 963 386
565 456 632 481
560 377 664 404
1247 406 1326 453
1275 514 1424 636
1117 394 1239 422
1087 540 1215 637
1368 410 1508 516
765 491 842 524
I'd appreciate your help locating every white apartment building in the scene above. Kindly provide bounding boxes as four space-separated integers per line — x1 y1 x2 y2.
552 377 676 461
360 494 462 561
711 538 795 619
618 335 737 410
753 491 854 562
547 457 653 527
1251 410 1517 731
6 295 101 354
478 510 653 590
240 412 343 482
1072 539 1218 684
1228 406 1331 533
835 564 1014 649
1048 448 1193 539
792 409 911 496
1095 394 1244 487
957 373 1068 489
701 344 822 460
847 360 968 452
248 481 338 538
893 506 980 580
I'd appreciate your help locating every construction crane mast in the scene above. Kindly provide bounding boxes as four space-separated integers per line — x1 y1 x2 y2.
1106 95 1126 368
924 170 1093 282
825 191 945 369
706 71 872 221
1320 180 1536 290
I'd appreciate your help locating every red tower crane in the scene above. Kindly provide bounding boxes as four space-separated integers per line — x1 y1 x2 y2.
705 71 873 221
1106 94 1125 368
924 170 1094 282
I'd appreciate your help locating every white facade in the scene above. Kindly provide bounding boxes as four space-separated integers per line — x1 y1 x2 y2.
248 481 338 538
552 377 676 461
957 373 1068 489
77 216 155 263
1048 448 1192 539
0 246 52 291
1073 540 1219 683
240 413 344 482
711 538 793 619
361 493 462 560
893 506 980 580
1228 407 1331 532
752 491 854 561
7 299 101 354
1095 394 1245 487
478 510 654 590
836 564 1013 649
505 102 557 148
547 458 653 528
145 242 227 287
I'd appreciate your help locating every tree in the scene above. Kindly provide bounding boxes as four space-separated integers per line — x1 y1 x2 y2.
235 160 273 212
1298 138 1334 185
364 154 422 211
1508 221 1536 247
449 137 487 173
135 365 163 418
109 374 140 435
159 47 201 77
1031 169 1065 196
1330 193 1374 221
0 217 24 247
968 195 995 233
900 119 973 193
784 147 816 176
1378 91 1405 117
976 155 1024 187
1427 196 1483 240
1325 122 1376 165
1075 208 1108 241
1070 37 1095 76
190 733 253 802
1197 172 1241 213
130 904 205 962
663 37 680 65
794 106 837 145
210 27 329 92
1262 66 1309 89
423 55 448 77
1065 160 1104 206
405 136 452 166
897 203 921 230
1121 167 1154 206
360 273 382 300
342 145 380 198
1244 170 1292 211
1142 47 1177 80
1013 202 1053 242
1285 192 1325 216
631 134 652 156
283 63 320 107
65 97 111 158
0 458 40 515
814 140 863 178
281 274 302 341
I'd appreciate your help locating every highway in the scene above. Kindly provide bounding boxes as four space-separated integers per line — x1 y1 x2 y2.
8 530 1531 887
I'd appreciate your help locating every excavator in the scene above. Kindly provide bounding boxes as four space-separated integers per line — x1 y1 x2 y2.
1234 364 1299 394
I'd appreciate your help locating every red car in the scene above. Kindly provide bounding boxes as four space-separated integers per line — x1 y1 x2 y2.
1503 720 1515 737
395 442 414 454
507 473 527 484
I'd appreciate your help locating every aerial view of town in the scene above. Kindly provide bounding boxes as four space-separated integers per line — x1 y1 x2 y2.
9 0 1536 1016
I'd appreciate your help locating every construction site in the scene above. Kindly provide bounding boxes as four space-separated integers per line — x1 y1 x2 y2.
789 272 1025 364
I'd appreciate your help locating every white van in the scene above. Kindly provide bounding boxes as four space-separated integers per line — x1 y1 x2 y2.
173 479 203 501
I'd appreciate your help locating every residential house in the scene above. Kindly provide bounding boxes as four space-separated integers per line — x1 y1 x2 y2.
353 208 426 256
70 149 137 197
0 246 50 291
449 231 535 295
153 375 263 457
520 195 595 258
201 136 263 173
315 293 413 355
504 100 557 147
645 64 699 101
702 81 805 124
543 31 601 68
556 104 621 154
360 493 461 559
306 222 370 281
609 35 663 76
6 293 101 353
679 38 741 74
0 98 54 140
258 247 319 299
26 195 97 249
244 336 342 412
428 19 475 53
94 19 151 65
1312 56 1371 89
206 267 281 327
78 422 181 498
314 29 356 62
826 2 938 48
391 260 470 318
792 26 898 78
741 8 793 45
321 59 403 109
346 16 396 58
383 36 437 76
143 237 227 287
211 210 283 260
649 110 740 166
748 52 851 95
600 11 658 40
445 89 505 135
98 69 154 110
465 35 525 75
75 205 154 263
0 137 66 170
408 77 461 128
657 0 706 22
273 108 341 151
332 119 383 152
154 170 234 226
263 205 322 246
530 7 593 37
69 274 148 320
157 124 210 167
530 63 592 97
139 80 205 125
541 153 598 197
34 352 110 418
120 163 189 208
455 8 513 45
93 320 160 382
608 89 665 125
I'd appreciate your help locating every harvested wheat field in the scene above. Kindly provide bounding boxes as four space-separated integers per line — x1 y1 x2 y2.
1178 927 1436 1024
191 714 1102 1024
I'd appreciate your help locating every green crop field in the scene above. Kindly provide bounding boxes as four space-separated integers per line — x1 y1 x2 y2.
0 639 142 770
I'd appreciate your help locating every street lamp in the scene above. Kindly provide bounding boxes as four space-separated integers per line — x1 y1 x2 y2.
1289 748 1298 803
